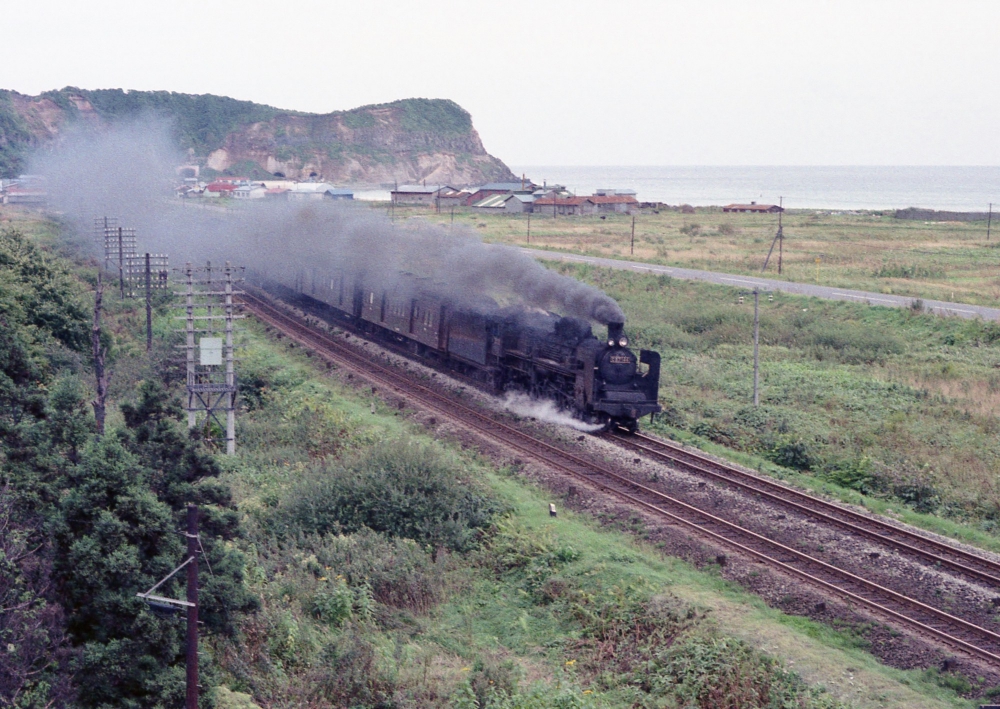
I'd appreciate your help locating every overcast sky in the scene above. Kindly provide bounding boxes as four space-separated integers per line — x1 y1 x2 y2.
3 0 998 166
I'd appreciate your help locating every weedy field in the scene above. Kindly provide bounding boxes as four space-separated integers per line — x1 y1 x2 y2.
399 205 1000 307
546 262 1000 546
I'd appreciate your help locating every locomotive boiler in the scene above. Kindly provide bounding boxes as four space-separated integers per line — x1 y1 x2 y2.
258 268 661 431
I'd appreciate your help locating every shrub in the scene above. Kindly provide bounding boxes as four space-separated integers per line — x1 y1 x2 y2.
766 437 815 471
310 577 356 626
309 529 441 612
654 634 844 708
309 629 397 707
277 441 505 551
821 456 878 493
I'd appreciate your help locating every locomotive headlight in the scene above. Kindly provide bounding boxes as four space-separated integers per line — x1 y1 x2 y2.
618 336 629 348
608 339 616 347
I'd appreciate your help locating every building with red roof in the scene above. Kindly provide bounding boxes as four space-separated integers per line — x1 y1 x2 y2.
533 196 597 216
205 182 238 198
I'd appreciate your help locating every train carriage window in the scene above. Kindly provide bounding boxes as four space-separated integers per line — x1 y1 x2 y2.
369 292 374 304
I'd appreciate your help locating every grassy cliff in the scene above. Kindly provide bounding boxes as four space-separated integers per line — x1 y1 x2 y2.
0 88 515 184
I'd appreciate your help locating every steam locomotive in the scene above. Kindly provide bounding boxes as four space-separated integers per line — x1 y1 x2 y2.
258 269 661 431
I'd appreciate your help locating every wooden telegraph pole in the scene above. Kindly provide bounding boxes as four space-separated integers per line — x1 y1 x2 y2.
753 290 760 407
118 227 125 299
185 504 199 709
761 197 785 275
988 203 993 242
777 197 784 275
527 214 531 244
145 253 153 351
630 215 636 255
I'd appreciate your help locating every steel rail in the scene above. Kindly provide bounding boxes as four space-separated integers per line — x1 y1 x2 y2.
241 291 1000 667
612 430 1000 588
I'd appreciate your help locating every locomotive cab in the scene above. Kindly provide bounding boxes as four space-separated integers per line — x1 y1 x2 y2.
589 321 661 431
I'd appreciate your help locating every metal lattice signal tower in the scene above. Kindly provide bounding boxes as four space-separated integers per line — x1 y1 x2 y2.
174 262 244 454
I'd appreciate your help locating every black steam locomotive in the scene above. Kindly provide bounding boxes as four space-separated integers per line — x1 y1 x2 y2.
260 269 661 431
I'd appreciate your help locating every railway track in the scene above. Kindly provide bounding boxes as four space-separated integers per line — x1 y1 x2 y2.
611 430 1000 590
241 290 1000 668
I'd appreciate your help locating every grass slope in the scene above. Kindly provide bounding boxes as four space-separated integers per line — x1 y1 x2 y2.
214 302 983 707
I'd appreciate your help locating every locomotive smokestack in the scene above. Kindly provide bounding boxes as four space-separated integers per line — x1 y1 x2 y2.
608 321 624 344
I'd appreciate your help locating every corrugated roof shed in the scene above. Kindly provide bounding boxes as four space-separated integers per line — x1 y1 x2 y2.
472 194 510 208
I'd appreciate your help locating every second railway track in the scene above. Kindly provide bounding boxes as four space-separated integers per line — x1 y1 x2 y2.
611 430 1000 589
241 290 1000 669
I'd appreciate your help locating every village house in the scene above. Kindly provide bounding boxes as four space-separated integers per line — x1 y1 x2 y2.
722 201 784 213
533 196 597 216
204 182 238 198
1 175 47 205
288 183 333 201
471 193 534 213
437 190 471 208
463 180 536 206
390 185 460 206
590 195 638 214
233 184 267 199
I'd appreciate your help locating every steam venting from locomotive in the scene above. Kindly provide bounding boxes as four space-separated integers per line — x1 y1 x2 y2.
34 118 625 325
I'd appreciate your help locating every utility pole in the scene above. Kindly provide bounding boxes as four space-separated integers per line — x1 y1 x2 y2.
184 264 196 428
118 227 125 299
450 205 454 226
753 290 760 407
224 263 236 455
630 215 636 255
761 197 785 275
777 197 784 275
527 213 531 244
185 504 199 709
145 253 153 352
91 271 109 435
988 203 993 241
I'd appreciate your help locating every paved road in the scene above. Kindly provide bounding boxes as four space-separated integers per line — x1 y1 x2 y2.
518 247 1000 322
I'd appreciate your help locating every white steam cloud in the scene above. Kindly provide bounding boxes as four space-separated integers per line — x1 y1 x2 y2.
502 393 604 432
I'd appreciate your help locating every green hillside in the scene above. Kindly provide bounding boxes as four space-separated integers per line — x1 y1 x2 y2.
0 88 511 182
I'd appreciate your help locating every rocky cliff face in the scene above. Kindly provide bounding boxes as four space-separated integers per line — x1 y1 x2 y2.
0 89 515 185
207 99 515 184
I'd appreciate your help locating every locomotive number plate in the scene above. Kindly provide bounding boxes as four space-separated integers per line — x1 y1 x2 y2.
609 354 632 364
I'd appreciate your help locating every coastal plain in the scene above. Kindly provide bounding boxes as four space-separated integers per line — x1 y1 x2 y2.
410 207 1000 308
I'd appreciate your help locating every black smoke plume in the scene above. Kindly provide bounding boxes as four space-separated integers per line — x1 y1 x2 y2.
33 118 625 324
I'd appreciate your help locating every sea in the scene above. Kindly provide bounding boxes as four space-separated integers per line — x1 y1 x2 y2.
504 166 1000 212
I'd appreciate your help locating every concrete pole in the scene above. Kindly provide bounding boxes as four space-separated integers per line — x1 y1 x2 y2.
185 504 199 709
186 264 196 429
